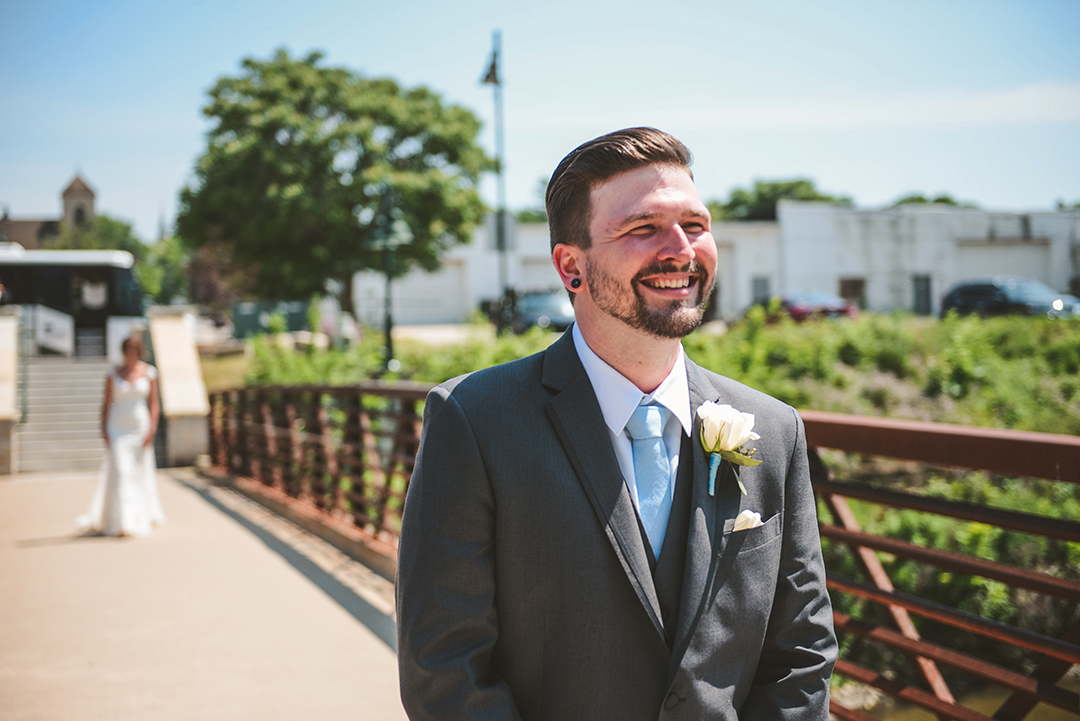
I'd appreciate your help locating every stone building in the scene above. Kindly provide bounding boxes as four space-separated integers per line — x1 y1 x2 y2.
0 176 96 249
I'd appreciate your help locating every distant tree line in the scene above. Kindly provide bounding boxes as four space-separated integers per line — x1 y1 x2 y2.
515 177 995 225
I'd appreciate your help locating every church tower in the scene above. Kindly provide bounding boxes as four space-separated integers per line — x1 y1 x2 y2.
62 175 96 227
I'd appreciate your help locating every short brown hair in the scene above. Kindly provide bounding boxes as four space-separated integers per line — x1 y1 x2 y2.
545 127 693 251
121 334 145 358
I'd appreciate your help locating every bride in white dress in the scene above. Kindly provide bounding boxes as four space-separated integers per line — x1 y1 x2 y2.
76 335 166 537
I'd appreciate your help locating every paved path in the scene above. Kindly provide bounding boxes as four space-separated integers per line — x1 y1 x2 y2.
0 468 407 721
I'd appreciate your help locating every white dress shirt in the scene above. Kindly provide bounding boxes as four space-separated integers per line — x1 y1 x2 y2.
572 324 692 516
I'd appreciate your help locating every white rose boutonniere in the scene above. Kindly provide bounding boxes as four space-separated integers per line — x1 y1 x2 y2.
697 401 763 497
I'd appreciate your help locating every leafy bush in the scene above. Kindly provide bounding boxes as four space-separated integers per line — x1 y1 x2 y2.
241 313 1080 435
244 331 384 386
242 321 557 387
397 325 558 383
683 313 1080 435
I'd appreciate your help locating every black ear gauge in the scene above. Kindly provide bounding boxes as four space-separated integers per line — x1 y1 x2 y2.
570 278 582 289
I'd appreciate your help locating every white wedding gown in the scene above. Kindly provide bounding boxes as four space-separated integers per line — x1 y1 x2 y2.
76 366 166 537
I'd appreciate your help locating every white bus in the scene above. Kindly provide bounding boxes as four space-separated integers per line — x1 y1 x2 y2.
0 243 145 358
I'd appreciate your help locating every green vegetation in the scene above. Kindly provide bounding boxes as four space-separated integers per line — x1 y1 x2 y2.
515 208 548 223
200 352 250 393
138 234 189 304
237 310 1080 435
232 311 1079 689
243 331 385 386
516 177 550 223
240 317 557 388
690 310 1079 689
682 308 1080 435
177 48 492 315
707 179 852 222
890 192 975 207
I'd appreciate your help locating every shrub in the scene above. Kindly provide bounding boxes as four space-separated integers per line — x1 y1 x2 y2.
241 313 1080 435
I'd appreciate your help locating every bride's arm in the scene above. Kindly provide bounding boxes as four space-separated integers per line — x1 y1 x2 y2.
145 373 160 448
101 374 113 448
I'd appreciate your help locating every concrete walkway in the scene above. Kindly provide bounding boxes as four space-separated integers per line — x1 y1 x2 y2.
0 468 407 721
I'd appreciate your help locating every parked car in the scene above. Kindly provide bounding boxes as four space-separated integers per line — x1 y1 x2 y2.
940 277 1080 319
513 290 575 333
745 291 859 322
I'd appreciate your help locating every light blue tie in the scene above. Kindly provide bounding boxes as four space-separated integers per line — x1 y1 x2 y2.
625 403 672 556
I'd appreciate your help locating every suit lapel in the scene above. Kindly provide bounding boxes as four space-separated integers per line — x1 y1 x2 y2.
542 331 665 639
670 359 742 667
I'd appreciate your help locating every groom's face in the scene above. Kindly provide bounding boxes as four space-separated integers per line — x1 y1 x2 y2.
581 163 717 339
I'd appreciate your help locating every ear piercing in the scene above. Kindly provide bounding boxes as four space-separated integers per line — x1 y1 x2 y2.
570 278 582 289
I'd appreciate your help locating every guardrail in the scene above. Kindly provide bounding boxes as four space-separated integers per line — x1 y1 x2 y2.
209 382 432 542
208 386 1080 720
803 410 1080 721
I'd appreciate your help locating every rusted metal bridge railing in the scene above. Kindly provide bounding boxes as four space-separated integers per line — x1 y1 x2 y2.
209 382 431 543
804 410 1080 721
208 385 1080 720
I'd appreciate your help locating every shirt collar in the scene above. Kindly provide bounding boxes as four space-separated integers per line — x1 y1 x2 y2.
571 323 692 438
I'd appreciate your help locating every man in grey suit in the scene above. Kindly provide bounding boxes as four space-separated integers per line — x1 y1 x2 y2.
396 127 836 720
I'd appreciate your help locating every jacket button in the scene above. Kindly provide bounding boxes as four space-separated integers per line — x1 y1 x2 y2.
664 692 680 709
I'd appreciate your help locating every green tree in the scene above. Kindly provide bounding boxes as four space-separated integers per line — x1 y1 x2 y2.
516 208 548 223
708 179 852 222
515 177 549 223
891 192 974 207
139 235 190 304
47 214 147 259
176 48 492 313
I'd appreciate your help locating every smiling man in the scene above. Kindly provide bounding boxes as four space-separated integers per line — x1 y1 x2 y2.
396 128 836 721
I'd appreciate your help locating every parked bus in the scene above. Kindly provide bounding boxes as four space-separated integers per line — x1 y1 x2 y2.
0 243 144 357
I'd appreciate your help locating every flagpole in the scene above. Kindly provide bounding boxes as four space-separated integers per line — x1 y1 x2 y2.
483 30 511 330
494 31 507 300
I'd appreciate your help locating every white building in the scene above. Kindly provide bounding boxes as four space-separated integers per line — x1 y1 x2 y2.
777 202 1080 316
352 205 1080 325
353 214 561 326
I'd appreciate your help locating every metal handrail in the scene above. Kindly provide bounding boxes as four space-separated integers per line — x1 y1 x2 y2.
207 386 1080 720
209 384 430 540
16 306 30 423
804 411 1080 721
801 409 1080 483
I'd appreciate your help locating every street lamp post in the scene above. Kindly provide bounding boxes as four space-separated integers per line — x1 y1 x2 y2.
482 30 513 332
368 194 413 372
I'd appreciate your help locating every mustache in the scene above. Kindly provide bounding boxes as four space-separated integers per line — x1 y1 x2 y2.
632 260 710 283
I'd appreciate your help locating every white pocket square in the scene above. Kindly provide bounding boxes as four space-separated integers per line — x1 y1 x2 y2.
732 509 764 532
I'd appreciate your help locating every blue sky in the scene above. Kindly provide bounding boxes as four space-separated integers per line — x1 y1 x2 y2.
2 0 1078 241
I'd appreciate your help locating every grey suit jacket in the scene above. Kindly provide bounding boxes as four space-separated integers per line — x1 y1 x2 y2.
396 330 836 720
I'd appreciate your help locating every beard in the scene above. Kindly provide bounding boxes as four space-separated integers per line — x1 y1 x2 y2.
585 257 715 339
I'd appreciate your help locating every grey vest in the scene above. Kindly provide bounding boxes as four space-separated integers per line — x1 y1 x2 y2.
640 434 694 649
